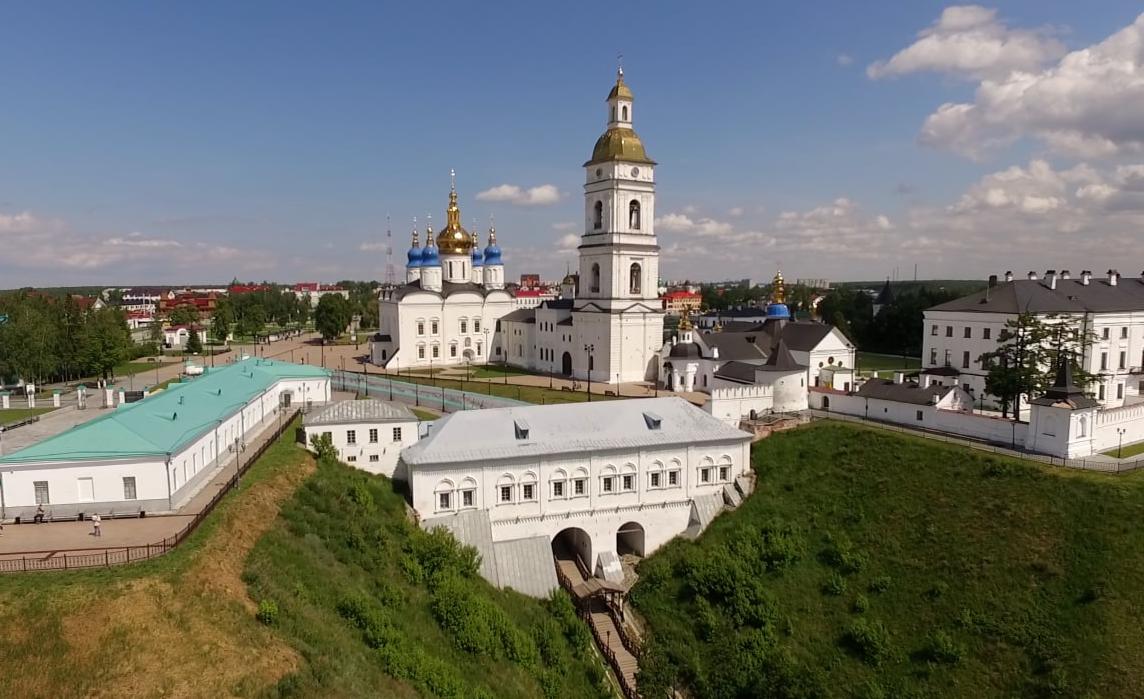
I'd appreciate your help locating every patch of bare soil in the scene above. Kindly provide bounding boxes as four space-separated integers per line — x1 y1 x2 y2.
51 450 317 698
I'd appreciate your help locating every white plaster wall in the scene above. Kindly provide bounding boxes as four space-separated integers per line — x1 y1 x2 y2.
380 289 514 370
3 458 167 510
304 418 419 477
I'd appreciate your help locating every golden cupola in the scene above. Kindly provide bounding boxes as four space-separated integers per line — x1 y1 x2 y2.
436 172 474 255
585 67 655 167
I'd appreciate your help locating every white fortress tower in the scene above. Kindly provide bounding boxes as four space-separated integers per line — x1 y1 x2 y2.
572 67 665 383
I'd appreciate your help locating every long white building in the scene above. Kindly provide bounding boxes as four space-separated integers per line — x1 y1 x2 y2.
0 358 330 520
402 397 752 596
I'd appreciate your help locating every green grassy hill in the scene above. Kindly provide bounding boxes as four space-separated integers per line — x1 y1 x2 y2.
243 456 611 698
631 422 1144 698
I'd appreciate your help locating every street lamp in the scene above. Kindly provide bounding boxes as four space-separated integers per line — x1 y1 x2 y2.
584 343 595 402
1117 427 1128 459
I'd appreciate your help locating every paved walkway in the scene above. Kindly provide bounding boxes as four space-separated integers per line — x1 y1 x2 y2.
0 408 292 559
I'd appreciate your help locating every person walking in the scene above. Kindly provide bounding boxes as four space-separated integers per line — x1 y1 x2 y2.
91 512 101 537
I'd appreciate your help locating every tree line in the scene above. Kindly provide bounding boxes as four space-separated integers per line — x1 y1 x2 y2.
817 285 963 358
0 292 137 385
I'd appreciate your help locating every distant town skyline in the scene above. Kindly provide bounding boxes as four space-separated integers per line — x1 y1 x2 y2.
2 2 1143 287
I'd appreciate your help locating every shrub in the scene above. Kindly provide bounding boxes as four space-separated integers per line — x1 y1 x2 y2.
868 575 892 594
841 618 894 666
821 532 867 575
852 594 870 614
823 573 847 596
256 598 280 626
924 582 948 601
309 432 337 461
918 629 962 664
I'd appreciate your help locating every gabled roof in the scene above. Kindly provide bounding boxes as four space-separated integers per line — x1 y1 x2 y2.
0 358 329 465
713 360 759 384
856 378 949 406
929 277 1144 314
304 399 415 426
701 332 769 361
757 339 805 372
500 308 537 323
402 397 749 465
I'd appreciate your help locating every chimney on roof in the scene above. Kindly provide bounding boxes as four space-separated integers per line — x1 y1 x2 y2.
1004 270 1013 283
921 374 933 389
1081 270 1092 285
893 371 905 385
712 347 719 359
1027 271 1038 281
1045 270 1057 290
1060 269 1071 280
1109 269 1120 286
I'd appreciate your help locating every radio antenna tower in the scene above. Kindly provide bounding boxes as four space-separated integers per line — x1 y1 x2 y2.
384 213 396 286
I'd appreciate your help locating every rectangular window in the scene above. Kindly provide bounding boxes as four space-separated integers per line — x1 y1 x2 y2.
650 472 661 488
719 466 730 482
33 481 49 505
964 327 971 338
322 431 332 441
945 326 953 337
123 476 137 500
460 320 467 334
418 346 425 359
462 489 474 507
931 325 937 336
1117 383 1124 399
369 454 379 463
943 349 951 367
1122 326 1129 339
602 477 614 493
500 485 513 503
523 483 535 500
962 351 970 369
369 428 378 444
439 492 451 510
346 430 356 445
1099 384 1106 400
347 455 357 462
432 345 439 358
983 327 991 340
916 410 924 421
700 468 711 484
392 427 402 442
1102 327 1110 340
450 345 457 357
473 319 480 333
574 478 586 496
930 348 937 365
553 481 565 498
668 470 679 486
417 322 424 335
622 474 633 491
1119 351 1126 370
1101 352 1108 370
431 321 438 334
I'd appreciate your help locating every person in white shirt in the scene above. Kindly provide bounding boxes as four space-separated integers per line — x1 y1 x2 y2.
91 513 101 537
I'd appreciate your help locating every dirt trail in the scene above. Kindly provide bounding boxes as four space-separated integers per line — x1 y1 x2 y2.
24 448 317 699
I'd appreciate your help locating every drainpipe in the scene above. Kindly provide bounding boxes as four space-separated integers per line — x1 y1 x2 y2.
165 453 173 511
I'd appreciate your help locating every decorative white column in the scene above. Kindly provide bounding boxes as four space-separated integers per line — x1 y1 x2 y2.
118 389 126 405
27 392 35 409
104 386 114 408
52 391 61 408
0 392 9 409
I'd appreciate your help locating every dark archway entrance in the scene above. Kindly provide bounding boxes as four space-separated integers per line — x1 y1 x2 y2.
663 362 674 391
561 351 573 376
616 521 645 557
822 396 830 411
552 527 592 573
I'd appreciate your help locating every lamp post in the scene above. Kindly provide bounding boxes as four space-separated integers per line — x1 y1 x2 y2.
1118 427 1128 459
584 343 594 402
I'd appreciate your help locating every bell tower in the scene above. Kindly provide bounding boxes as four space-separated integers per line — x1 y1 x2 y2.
572 66 664 383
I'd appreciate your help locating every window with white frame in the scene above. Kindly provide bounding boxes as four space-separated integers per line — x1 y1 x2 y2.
34 481 49 504
347 455 357 462
522 483 535 500
573 470 588 497
417 320 425 336
719 465 730 482
553 480 565 498
431 320 439 334
602 476 615 493
369 454 379 463
499 485 513 503
369 428 378 444
668 470 679 487
346 430 356 445
650 472 661 488
473 318 480 333
462 489 475 507
460 319 468 334
439 491 451 510
392 427 402 441
433 345 440 359
123 476 137 500
700 468 711 484
418 345 426 359
622 474 634 491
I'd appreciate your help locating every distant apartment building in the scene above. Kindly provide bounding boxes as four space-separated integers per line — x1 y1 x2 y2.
519 273 541 289
660 290 701 315
292 282 349 307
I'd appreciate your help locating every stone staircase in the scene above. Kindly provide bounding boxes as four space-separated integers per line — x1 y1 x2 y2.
586 597 639 693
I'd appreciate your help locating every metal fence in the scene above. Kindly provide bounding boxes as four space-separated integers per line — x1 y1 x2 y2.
806 410 1144 474
0 409 299 573
330 369 528 412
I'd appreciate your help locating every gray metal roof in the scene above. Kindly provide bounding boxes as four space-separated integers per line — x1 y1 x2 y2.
303 399 416 426
713 360 759 383
499 308 537 323
856 378 949 405
701 332 769 360
929 277 1144 314
758 339 805 372
494 536 559 597
403 396 751 466
421 509 499 586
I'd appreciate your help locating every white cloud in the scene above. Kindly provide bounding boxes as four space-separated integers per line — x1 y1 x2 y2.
551 221 578 231
358 241 387 252
654 212 734 237
727 207 744 217
868 5 1064 80
556 233 580 251
917 13 1144 158
476 183 561 206
836 54 854 66
0 211 50 234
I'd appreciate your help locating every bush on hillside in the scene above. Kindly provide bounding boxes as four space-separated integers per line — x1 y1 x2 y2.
256 599 279 626
841 618 895 666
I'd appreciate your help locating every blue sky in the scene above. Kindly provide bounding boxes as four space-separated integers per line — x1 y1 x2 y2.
3 1 1144 287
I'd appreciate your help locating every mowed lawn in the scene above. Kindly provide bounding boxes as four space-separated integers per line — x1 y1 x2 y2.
631 422 1144 698
0 407 57 424
856 351 921 374
390 372 619 406
0 419 314 698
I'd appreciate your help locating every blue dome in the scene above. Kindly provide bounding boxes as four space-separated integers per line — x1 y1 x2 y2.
765 303 791 320
483 243 502 265
406 245 422 268
421 245 440 267
471 247 483 266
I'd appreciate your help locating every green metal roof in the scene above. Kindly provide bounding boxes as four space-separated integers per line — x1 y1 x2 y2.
0 358 329 465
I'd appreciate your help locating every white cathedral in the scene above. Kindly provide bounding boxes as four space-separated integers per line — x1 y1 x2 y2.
373 68 664 383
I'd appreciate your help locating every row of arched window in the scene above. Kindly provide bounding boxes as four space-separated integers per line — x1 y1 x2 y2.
588 262 642 294
592 200 642 231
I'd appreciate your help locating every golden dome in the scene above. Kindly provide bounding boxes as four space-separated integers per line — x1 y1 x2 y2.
587 128 655 166
608 69 634 102
435 181 473 255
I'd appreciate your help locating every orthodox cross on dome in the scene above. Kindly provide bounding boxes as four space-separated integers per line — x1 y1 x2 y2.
450 168 456 192
771 269 786 304
617 51 623 79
